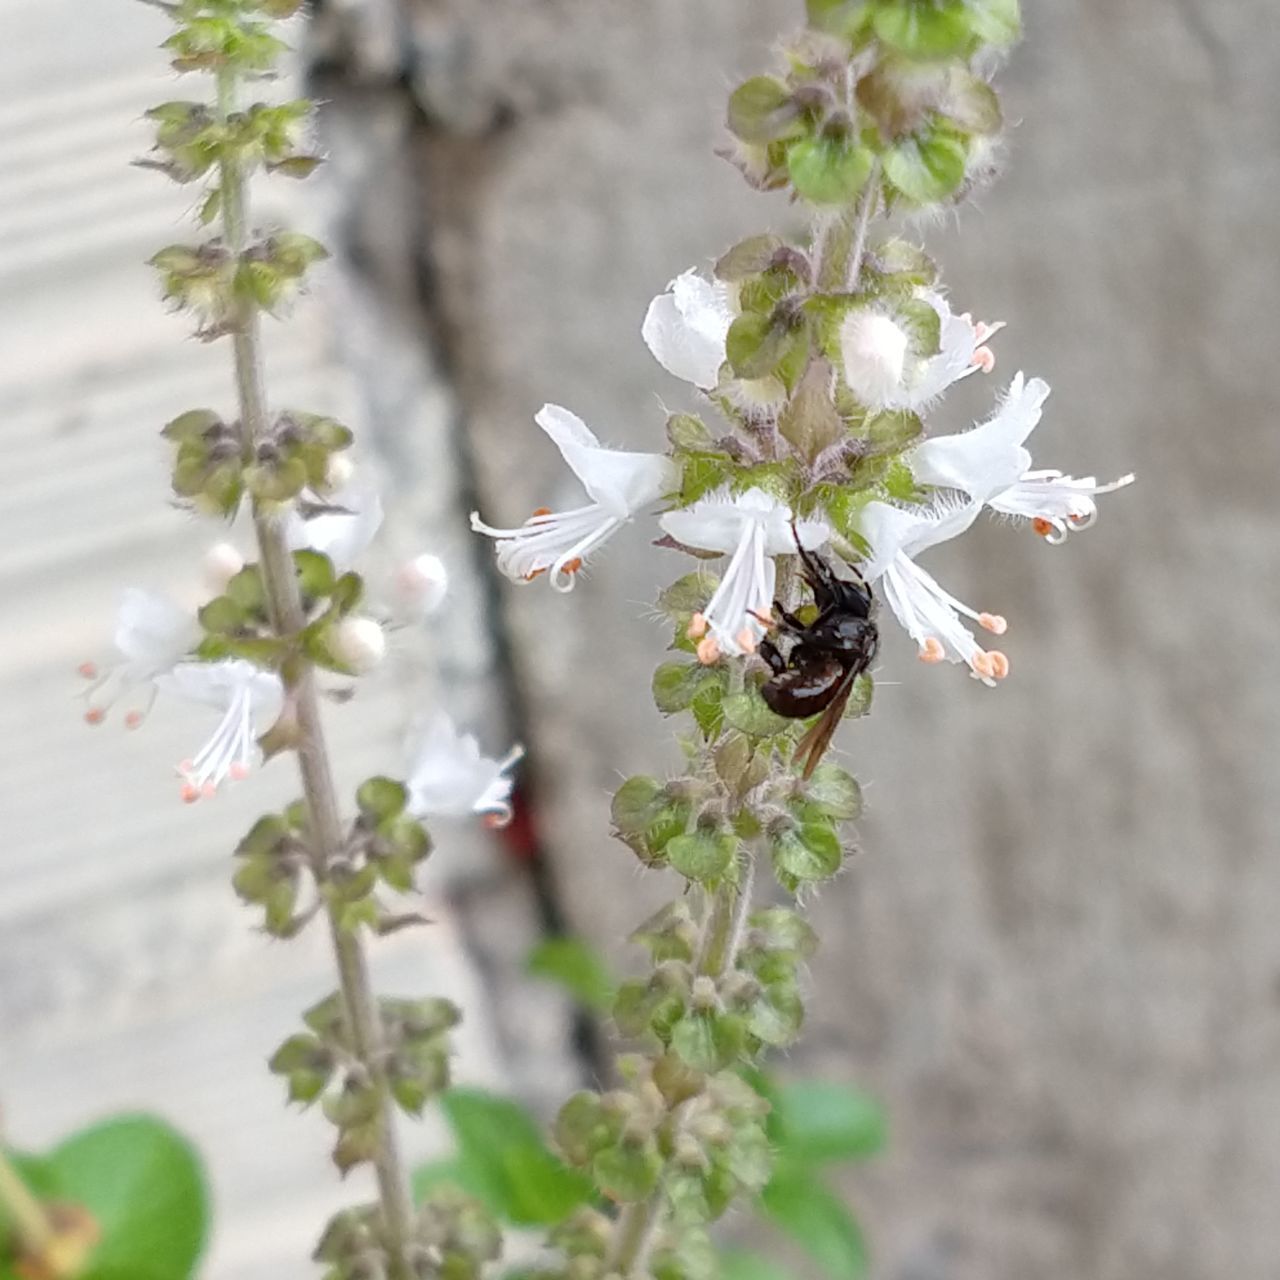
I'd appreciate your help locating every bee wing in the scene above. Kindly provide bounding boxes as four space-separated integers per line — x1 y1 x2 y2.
794 668 857 780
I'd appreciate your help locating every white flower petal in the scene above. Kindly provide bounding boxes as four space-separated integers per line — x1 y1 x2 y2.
882 293 1000 412
642 270 734 390
990 470 1135 542
534 403 676 519
406 713 522 822
113 589 199 677
907 373 1050 501
839 311 910 407
859 499 982 581
661 488 830 661
660 487 828 557
289 484 384 570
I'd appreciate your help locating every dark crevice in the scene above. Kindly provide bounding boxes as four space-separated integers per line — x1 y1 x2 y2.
304 4 609 1086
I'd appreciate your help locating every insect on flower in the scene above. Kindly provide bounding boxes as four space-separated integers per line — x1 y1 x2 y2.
759 532 879 780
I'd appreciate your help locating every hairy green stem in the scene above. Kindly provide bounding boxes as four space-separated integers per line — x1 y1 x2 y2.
605 1194 665 1280
607 829 760 1278
215 68 417 1279
696 853 756 980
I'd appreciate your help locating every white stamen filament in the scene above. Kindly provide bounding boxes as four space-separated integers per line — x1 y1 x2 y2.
470 504 619 591
698 519 772 659
180 684 257 800
993 470 1135 543
880 552 1007 686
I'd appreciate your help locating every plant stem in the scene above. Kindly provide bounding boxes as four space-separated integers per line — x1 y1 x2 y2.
0 1148 54 1259
845 163 880 292
696 853 756 980
607 830 759 1278
214 69 417 1279
605 1195 665 1279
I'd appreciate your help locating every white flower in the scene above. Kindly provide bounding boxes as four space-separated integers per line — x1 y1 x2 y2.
157 659 284 802
395 553 449 619
470 404 677 592
860 499 1011 686
660 487 831 663
204 542 245 592
907 372 1134 542
80 589 200 727
841 292 1004 412
839 311 910 406
287 483 384 570
642 270 735 390
330 617 386 674
405 713 523 826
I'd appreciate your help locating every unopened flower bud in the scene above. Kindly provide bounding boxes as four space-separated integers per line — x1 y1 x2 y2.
204 542 244 592
396 553 448 619
839 310 909 405
323 452 355 494
331 616 386 674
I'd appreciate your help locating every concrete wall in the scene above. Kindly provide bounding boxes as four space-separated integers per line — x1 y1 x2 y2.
355 2 1280 1277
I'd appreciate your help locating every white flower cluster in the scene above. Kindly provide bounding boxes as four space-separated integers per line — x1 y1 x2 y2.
88 485 520 816
472 269 1132 687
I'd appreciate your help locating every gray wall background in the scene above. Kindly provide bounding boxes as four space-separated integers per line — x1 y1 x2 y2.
1 2 1276 1279
333 3 1277 1278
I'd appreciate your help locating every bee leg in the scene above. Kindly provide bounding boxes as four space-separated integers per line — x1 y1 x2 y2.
759 638 787 675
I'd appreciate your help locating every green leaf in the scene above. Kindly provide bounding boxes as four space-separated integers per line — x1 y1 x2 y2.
770 823 843 888
715 234 784 282
723 687 791 740
804 764 864 821
863 408 923 452
779 358 844 464
44 1116 208 1280
526 937 616 1013
433 1089 593 1227
806 0 873 37
666 413 715 451
727 77 801 144
356 776 408 821
657 571 719 623
746 985 805 1047
161 408 223 443
667 831 738 885
759 1169 869 1280
770 1082 887 1164
293 548 336 598
897 297 942 358
787 137 874 207
938 69 1003 135
719 1250 795 1280
611 776 664 835
653 661 719 715
726 312 791 381
883 129 968 204
872 0 972 59
592 1141 662 1203
197 595 245 635
968 0 1021 46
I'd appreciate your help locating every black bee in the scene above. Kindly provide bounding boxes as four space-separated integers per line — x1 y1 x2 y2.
760 537 878 779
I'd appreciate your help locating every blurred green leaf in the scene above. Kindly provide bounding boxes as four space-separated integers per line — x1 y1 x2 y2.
770 1082 887 1164
760 1169 868 1280
414 1089 593 1227
0 1116 209 1280
719 1250 795 1280
526 937 617 1013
